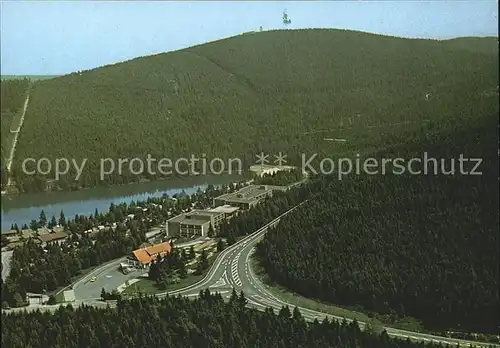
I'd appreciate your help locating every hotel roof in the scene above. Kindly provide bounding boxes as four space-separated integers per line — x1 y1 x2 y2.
132 241 172 265
37 231 69 243
145 241 172 256
132 249 153 265
215 185 272 203
21 229 35 239
167 209 223 224
180 218 210 225
209 205 240 214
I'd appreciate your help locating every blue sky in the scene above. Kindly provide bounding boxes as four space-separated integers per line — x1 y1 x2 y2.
1 1 498 75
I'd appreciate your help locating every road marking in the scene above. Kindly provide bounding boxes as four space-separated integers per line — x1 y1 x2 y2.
210 271 228 288
230 252 242 287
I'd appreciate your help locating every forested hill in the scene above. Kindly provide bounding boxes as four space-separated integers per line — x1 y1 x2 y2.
257 111 499 333
8 29 498 192
1 78 30 188
440 37 498 55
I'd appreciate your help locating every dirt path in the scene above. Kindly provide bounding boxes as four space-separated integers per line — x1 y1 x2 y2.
5 83 32 188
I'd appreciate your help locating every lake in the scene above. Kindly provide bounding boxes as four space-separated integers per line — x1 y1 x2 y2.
1 174 247 231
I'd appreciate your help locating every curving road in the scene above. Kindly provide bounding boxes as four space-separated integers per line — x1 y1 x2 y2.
72 238 209 300
162 203 495 348
1 250 13 280
4 202 496 347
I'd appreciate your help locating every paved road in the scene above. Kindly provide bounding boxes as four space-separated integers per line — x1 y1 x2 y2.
6 204 496 347
72 257 139 300
72 238 209 300
161 203 495 348
1 250 13 280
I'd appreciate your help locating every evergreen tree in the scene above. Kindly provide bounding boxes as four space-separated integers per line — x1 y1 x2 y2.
39 210 47 226
195 249 209 275
279 305 291 319
47 295 56 305
48 216 57 229
58 210 66 227
29 219 39 230
189 246 196 260
207 223 215 238
292 306 304 322
227 232 236 246
178 261 187 279
229 288 238 305
237 290 248 310
216 239 226 252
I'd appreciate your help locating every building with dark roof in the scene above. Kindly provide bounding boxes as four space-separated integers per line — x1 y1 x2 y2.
37 231 68 247
213 185 273 209
166 209 226 238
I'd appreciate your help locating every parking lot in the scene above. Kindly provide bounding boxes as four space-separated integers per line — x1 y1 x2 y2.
72 258 145 300
71 238 209 300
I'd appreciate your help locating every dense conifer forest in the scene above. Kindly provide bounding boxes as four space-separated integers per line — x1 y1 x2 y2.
6 30 497 192
4 291 498 348
253 168 304 185
0 79 29 117
257 112 499 333
1 29 497 346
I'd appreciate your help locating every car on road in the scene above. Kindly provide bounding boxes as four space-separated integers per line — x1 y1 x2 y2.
90 277 96 282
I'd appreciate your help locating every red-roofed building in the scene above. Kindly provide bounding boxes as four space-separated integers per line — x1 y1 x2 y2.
127 241 172 268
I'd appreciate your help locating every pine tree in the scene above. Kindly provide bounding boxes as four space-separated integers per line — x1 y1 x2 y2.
207 223 215 238
178 261 187 279
39 210 47 226
47 294 57 305
48 216 57 229
100 288 107 301
292 306 304 322
189 246 196 260
195 250 209 275
237 290 248 310
227 232 236 246
279 305 291 319
216 239 225 252
229 288 238 305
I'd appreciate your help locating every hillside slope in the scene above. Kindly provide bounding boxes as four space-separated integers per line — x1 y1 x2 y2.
1 79 30 190
10 29 498 192
257 111 499 333
440 37 498 55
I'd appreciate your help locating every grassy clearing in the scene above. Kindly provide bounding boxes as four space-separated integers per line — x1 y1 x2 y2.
250 255 425 333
